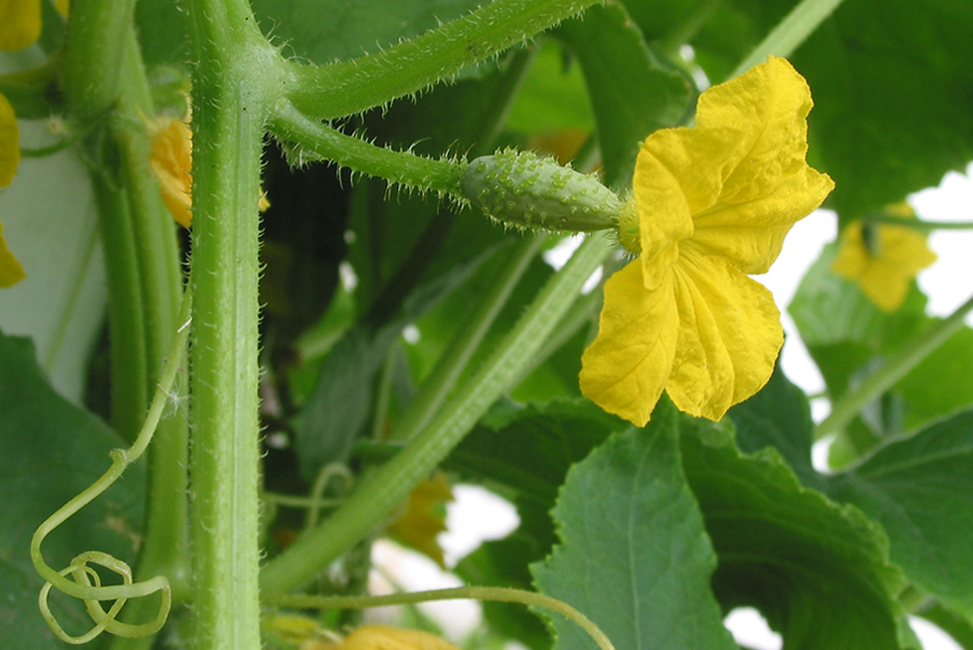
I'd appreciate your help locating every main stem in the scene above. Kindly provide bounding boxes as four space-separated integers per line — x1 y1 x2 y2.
186 0 279 647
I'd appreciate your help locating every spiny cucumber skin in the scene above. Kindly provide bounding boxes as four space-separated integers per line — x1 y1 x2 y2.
461 150 621 233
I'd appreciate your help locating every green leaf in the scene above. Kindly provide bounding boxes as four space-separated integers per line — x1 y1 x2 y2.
0 332 145 649
827 409 973 619
793 0 973 215
135 0 188 66
532 403 737 650
449 398 627 650
504 42 594 136
248 0 483 65
728 365 822 490
557 2 692 186
681 417 906 649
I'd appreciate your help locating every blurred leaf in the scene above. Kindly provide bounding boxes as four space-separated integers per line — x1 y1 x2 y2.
505 43 593 136
532 402 737 650
0 332 144 649
248 0 482 64
681 417 907 649
135 0 188 66
827 409 973 620
293 232 499 478
915 601 973 650
557 1 692 186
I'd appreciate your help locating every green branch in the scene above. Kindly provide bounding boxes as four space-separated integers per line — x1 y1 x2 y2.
260 233 613 594
862 215 973 231
730 0 845 78
269 104 466 196
283 0 600 120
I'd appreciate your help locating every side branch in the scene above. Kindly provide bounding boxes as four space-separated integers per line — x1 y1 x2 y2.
283 0 600 120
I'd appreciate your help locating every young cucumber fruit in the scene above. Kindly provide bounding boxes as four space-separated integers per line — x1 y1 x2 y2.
462 149 621 233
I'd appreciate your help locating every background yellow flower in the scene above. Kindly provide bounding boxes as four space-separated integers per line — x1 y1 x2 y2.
580 57 833 426
831 207 937 311
0 92 24 287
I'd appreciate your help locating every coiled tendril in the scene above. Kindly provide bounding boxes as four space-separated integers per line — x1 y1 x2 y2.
30 290 192 644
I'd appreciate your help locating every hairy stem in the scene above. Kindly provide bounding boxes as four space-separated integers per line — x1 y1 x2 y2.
283 0 599 120
184 0 278 647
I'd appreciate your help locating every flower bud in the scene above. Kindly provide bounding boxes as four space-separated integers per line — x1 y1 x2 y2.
461 149 621 233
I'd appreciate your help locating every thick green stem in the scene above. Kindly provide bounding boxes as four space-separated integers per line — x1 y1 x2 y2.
185 0 278 647
730 0 845 78
269 104 465 196
260 234 613 594
62 0 137 117
283 0 599 120
815 293 973 440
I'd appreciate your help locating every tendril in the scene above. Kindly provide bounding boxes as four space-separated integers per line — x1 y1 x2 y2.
30 289 192 644
264 586 617 650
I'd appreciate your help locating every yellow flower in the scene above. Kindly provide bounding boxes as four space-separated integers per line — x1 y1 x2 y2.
339 626 461 650
0 0 68 51
0 92 25 287
580 57 834 426
149 117 194 228
148 116 271 228
831 205 936 311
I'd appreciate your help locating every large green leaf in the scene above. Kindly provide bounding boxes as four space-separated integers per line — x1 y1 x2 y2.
728 365 822 490
532 403 737 650
0 332 145 649
449 398 627 650
828 409 973 619
725 373 973 644
793 0 973 215
248 0 482 64
681 417 906 649
557 2 692 186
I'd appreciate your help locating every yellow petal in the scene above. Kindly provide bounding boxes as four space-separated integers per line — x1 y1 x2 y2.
634 57 833 278
342 626 461 650
691 57 833 273
634 127 727 289
0 220 25 287
0 0 41 50
148 117 193 228
666 249 783 420
0 92 19 187
55 0 69 16
580 262 679 426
